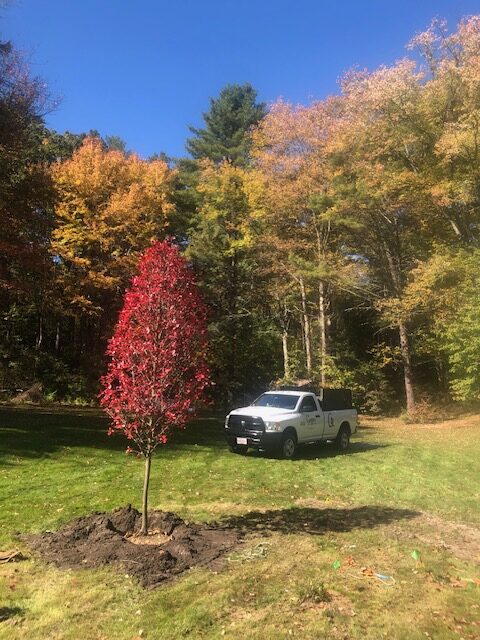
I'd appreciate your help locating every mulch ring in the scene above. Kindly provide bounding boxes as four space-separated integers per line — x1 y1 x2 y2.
22 505 244 588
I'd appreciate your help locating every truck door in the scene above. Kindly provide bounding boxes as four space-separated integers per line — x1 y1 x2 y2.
323 410 339 440
298 396 323 441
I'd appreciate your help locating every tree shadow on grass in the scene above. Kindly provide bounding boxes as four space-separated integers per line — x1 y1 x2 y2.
245 440 390 461
221 505 419 536
0 606 24 622
0 407 390 466
0 406 117 463
0 407 227 464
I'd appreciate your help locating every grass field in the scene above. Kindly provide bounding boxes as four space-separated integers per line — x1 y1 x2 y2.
0 407 479 639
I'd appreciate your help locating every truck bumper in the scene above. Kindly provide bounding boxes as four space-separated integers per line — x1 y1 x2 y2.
225 430 283 451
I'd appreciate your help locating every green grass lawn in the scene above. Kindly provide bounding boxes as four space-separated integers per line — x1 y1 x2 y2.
0 407 479 639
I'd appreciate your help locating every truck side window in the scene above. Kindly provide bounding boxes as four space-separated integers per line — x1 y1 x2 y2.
300 396 317 412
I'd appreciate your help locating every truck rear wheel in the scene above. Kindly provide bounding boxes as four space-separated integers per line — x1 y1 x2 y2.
335 424 350 452
280 430 297 459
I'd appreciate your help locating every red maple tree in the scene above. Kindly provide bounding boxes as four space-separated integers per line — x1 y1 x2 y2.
100 239 210 534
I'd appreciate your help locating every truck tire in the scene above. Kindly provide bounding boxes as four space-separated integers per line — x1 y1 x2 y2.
229 444 248 454
335 423 350 452
280 430 297 459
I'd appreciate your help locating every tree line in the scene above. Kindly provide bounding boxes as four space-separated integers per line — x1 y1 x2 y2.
2 17 480 414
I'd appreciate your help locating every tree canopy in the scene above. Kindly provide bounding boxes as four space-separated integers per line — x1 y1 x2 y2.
100 240 210 533
3 16 480 415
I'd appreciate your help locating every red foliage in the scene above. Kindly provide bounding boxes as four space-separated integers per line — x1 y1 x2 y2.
100 239 210 456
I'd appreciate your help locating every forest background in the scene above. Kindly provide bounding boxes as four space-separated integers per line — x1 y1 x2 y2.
2 15 480 417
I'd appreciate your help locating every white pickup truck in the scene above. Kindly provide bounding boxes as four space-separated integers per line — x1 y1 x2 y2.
224 389 357 459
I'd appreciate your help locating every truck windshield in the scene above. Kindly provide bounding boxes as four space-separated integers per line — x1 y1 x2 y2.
251 394 300 410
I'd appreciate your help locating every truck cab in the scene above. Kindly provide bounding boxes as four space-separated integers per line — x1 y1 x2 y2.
224 389 357 459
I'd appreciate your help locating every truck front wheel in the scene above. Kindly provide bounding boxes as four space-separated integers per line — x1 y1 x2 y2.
280 430 297 459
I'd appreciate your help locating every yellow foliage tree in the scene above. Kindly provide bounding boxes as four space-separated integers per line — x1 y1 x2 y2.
51 137 176 368
52 137 176 316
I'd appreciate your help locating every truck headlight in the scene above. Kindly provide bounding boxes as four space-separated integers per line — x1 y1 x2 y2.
264 421 282 432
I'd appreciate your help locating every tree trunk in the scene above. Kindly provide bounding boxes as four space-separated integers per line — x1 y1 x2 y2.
55 322 60 353
228 251 238 392
398 320 416 415
36 315 43 349
73 315 81 355
318 281 328 386
282 327 290 380
299 277 312 374
140 455 152 535
280 300 291 380
383 236 416 415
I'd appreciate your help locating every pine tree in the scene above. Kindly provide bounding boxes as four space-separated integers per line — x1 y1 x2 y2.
186 83 266 166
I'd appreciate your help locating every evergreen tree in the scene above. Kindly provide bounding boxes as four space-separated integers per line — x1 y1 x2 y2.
186 83 266 166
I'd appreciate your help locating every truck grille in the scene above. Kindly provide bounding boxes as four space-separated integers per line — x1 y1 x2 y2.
227 415 265 434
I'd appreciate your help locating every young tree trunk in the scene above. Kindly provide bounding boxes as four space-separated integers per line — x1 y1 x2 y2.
318 281 328 386
299 276 312 374
140 455 152 535
398 320 416 415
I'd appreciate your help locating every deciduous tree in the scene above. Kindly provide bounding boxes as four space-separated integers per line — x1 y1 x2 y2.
100 240 210 534
187 160 278 401
51 137 176 376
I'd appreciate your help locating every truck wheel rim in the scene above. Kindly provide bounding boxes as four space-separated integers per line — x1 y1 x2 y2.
284 439 295 457
341 432 349 448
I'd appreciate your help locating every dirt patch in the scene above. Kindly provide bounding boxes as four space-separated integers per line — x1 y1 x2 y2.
23 505 243 588
406 513 480 562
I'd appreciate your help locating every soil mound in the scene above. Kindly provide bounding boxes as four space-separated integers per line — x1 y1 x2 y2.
23 505 242 588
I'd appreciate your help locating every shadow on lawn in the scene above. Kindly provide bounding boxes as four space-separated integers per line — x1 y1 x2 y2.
0 407 388 464
0 606 23 622
0 406 226 463
245 440 389 461
221 504 419 536
0 406 117 463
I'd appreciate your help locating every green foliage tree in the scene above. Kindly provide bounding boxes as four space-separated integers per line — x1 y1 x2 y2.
186 83 266 166
104 135 128 153
187 161 281 402
0 39 56 391
401 249 480 401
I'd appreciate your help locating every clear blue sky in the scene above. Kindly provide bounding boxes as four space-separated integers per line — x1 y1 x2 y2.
2 0 479 158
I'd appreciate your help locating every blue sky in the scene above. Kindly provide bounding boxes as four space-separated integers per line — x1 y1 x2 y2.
2 1 479 158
